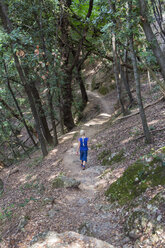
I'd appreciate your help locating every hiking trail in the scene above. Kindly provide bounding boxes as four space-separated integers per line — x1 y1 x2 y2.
61 90 125 246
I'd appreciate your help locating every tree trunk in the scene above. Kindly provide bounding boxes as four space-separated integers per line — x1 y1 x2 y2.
138 0 165 81
58 0 93 131
130 38 151 143
123 49 134 106
37 4 58 146
120 63 133 107
62 72 75 131
56 79 65 135
112 34 126 114
128 1 151 143
76 66 88 106
29 82 54 145
24 84 48 156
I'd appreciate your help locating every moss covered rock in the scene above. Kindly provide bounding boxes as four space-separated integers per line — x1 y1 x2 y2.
105 155 165 205
98 149 125 166
52 176 80 189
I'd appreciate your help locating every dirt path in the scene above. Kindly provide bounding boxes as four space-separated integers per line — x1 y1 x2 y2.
61 90 125 246
63 90 116 188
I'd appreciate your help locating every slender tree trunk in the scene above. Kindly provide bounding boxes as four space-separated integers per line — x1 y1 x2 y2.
37 4 58 146
120 63 133 107
123 49 134 106
130 38 151 143
0 96 37 139
112 34 126 114
29 82 54 145
59 105 64 135
24 84 48 156
129 2 152 143
3 59 37 147
76 66 88 106
0 97 21 121
56 79 65 135
138 0 165 81
62 72 75 131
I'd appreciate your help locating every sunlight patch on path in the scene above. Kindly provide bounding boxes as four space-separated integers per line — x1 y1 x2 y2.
59 131 77 143
84 113 111 127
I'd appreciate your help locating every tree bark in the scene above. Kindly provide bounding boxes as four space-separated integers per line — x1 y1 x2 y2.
124 48 134 105
29 81 54 145
37 2 58 146
112 34 126 114
129 2 152 143
120 52 134 107
76 66 88 106
56 79 65 135
130 39 151 143
24 84 48 156
138 0 165 81
62 73 75 131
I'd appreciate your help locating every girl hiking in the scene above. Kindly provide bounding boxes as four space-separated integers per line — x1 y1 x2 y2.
76 130 89 170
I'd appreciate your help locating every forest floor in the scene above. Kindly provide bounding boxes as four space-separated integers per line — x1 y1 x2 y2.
0 78 165 248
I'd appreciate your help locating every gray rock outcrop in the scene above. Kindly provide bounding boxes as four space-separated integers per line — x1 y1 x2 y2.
29 231 114 248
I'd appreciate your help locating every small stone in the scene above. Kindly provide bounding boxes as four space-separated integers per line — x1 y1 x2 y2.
146 221 153 231
157 215 162 222
122 237 130 244
147 204 152 210
145 157 153 163
95 204 103 211
141 218 147 228
152 206 158 213
129 230 141 239
156 229 163 235
111 153 117 159
151 234 159 243
18 217 28 230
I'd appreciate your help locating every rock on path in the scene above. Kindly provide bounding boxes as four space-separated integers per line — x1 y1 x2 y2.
29 231 114 248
